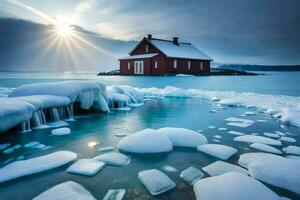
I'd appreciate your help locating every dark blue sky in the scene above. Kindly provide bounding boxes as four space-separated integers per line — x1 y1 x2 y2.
0 0 299 71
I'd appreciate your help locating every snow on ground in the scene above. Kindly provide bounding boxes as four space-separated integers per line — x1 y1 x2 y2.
193 172 285 200
234 135 282 146
239 153 300 194
0 151 77 183
67 159 105 176
180 166 204 185
283 145 300 155
103 189 126 200
197 144 237 160
250 143 282 154
117 129 173 153
202 161 248 176
158 127 207 148
51 127 71 136
138 169 176 195
33 181 96 200
94 152 130 166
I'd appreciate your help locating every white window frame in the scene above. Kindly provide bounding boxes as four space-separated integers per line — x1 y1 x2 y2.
174 59 177 69
188 61 191 70
200 62 203 70
145 45 149 53
134 61 144 74
128 62 131 70
155 61 158 69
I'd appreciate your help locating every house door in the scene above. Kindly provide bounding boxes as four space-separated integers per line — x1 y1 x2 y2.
134 61 144 74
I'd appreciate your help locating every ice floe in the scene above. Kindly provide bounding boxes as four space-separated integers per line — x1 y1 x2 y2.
103 189 126 200
279 136 296 143
138 169 176 195
250 143 282 154
283 145 300 155
33 181 96 200
0 143 10 150
202 161 247 176
67 159 105 176
234 135 282 146
0 151 77 183
117 129 173 153
227 130 245 136
193 172 284 200
94 152 130 166
208 126 215 129
197 144 237 160
239 153 300 195
180 166 204 185
218 127 227 131
158 127 207 148
213 135 221 139
162 165 178 172
98 146 115 152
263 132 280 138
51 127 71 136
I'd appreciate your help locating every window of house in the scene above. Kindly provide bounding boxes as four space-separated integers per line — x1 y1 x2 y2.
188 61 191 70
174 59 177 69
128 62 131 70
155 61 158 69
145 45 149 53
200 62 203 70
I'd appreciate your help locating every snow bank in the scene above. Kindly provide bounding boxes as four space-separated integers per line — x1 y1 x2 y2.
239 153 300 195
138 169 176 195
203 161 247 176
107 85 143 108
193 172 284 200
117 129 173 153
51 127 71 136
33 181 96 200
0 98 35 133
283 145 300 155
197 144 237 160
158 127 207 148
250 143 282 154
0 151 77 183
67 159 105 176
234 135 282 146
94 152 130 166
180 166 204 185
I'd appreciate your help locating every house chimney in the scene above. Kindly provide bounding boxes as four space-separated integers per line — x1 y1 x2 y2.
173 37 179 45
147 34 152 40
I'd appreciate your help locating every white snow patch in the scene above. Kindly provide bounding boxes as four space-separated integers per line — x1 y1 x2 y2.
67 159 105 176
250 143 282 154
202 161 248 176
283 145 300 155
51 127 71 136
180 166 204 185
197 144 237 160
234 135 282 146
94 152 130 166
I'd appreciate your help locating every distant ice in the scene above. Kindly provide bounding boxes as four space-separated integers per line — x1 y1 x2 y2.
203 161 247 176
208 126 215 129
3 148 14 154
218 127 227 131
98 146 115 152
226 122 252 128
245 111 256 116
0 143 10 150
234 135 282 146
197 144 237 160
227 131 245 136
33 181 96 200
263 132 280 138
213 135 221 139
67 159 105 176
138 169 175 195
180 166 204 185
211 97 220 102
103 189 126 200
51 127 71 136
283 145 300 155
162 165 178 172
250 143 282 154
212 139 220 143
275 131 286 136
94 152 130 166
193 172 284 200
279 136 296 143
0 151 77 183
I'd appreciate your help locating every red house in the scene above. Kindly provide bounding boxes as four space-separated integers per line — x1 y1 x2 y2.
119 35 212 75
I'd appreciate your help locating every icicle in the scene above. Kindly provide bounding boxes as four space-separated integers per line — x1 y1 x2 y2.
50 108 60 121
21 120 31 132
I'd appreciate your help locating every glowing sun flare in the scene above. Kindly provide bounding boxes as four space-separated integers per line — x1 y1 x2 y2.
56 23 73 37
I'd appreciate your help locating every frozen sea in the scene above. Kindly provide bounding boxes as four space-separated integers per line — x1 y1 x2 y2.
0 72 300 200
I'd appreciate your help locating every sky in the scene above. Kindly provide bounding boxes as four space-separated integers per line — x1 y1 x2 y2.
0 0 299 71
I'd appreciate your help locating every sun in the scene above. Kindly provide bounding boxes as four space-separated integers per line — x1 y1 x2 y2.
56 23 73 38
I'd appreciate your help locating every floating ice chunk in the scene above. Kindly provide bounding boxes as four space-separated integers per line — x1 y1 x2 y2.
3 148 14 154
24 141 40 148
180 166 204 185
33 181 96 200
234 135 282 146
13 144 22 149
239 153 300 195
138 169 176 195
98 146 115 152
158 127 207 148
67 159 105 176
225 117 254 124
115 133 128 137
193 172 283 200
279 136 296 143
208 126 215 129
245 111 255 116
197 144 237 160
51 127 71 136
275 131 285 136
211 97 220 102
0 151 77 183
283 145 300 155
203 161 247 176
162 165 178 172
263 132 280 138
112 107 132 111
103 189 126 200
94 152 130 166
226 122 252 128
212 139 220 143
257 119 267 123
47 121 69 128
117 129 173 153
210 110 217 113
0 143 10 150
218 127 227 131
213 135 221 139
250 143 282 154
3 157 15 165
228 131 245 136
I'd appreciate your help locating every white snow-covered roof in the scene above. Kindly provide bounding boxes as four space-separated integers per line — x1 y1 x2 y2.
119 53 158 60
150 39 212 60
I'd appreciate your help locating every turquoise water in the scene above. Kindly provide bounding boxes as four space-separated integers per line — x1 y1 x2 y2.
0 72 300 200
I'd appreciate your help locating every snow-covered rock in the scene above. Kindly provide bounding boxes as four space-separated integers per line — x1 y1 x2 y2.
158 127 207 148
0 151 77 183
193 172 284 200
197 144 237 160
283 145 300 155
94 152 130 166
51 127 71 136
33 181 96 200
239 153 300 194
117 129 173 153
202 161 247 176
250 143 282 154
67 159 105 176
234 135 282 146
138 169 176 195
180 166 204 185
